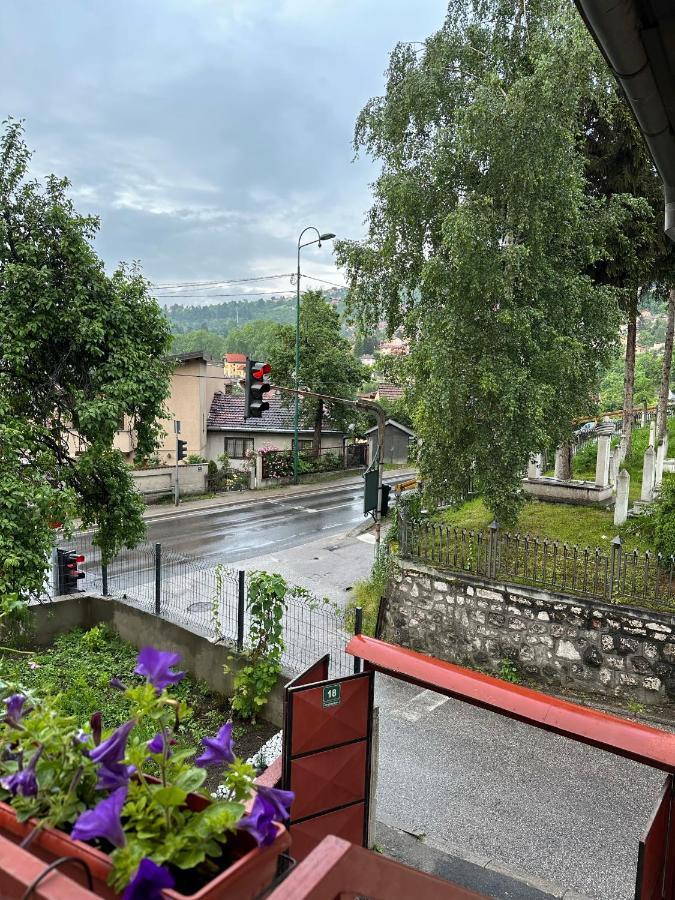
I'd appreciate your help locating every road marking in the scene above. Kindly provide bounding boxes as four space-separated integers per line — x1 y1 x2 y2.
267 500 319 513
394 689 450 722
319 502 357 511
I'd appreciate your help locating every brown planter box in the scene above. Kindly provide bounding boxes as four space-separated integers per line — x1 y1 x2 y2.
0 795 289 899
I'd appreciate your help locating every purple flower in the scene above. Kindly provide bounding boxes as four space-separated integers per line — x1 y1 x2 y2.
195 723 234 768
134 647 184 692
256 785 294 821
89 720 135 767
109 677 126 691
4 694 26 722
237 794 278 847
96 761 136 791
74 729 90 745
146 732 173 757
122 858 175 900
71 786 127 848
0 746 42 798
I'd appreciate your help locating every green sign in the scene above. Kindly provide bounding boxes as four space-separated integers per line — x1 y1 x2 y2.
322 683 341 708
364 469 379 514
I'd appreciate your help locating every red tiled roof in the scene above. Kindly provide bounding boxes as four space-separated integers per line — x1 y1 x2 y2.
207 392 342 433
225 353 247 363
376 383 404 401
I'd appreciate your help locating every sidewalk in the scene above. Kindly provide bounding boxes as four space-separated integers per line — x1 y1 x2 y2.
141 468 418 521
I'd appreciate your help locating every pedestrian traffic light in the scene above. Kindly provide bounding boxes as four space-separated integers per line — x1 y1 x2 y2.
177 439 188 461
380 483 391 518
245 359 271 419
57 549 85 595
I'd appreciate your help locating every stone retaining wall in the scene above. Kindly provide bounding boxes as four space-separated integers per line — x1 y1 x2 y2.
383 559 675 705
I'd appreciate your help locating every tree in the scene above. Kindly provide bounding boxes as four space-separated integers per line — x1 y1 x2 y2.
336 0 619 523
224 319 286 362
170 329 227 360
0 121 171 615
268 291 365 452
656 287 675 443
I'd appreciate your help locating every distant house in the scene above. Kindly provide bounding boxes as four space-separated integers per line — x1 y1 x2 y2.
377 337 409 356
364 419 416 465
223 353 246 378
206 390 345 469
360 383 405 403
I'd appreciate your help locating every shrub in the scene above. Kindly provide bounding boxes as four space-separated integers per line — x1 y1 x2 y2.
654 474 675 559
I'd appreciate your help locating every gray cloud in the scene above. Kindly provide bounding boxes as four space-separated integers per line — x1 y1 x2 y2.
1 0 447 302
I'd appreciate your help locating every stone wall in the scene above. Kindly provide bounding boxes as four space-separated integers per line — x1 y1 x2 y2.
132 463 208 500
383 559 675 706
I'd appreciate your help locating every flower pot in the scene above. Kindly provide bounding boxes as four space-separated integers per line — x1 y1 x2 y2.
0 797 290 899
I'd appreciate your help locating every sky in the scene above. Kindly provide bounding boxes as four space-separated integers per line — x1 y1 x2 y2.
1 0 448 305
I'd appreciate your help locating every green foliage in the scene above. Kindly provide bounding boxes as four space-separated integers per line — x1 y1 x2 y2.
185 454 207 464
347 545 393 636
170 329 227 359
647 474 675 559
230 572 288 720
599 350 667 412
224 319 287 361
267 291 366 446
0 626 229 747
499 659 520 684
335 2 628 525
0 121 172 610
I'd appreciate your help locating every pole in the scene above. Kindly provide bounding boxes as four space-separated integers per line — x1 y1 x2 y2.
154 542 161 616
294 241 301 486
174 434 180 506
237 570 245 652
353 606 363 674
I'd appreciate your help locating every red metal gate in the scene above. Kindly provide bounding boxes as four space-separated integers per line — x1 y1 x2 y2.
636 774 675 900
282 656 374 863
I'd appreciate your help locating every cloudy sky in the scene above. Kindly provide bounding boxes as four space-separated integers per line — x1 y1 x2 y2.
2 1 447 304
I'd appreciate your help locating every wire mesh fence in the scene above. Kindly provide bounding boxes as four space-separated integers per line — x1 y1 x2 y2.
47 533 355 676
400 519 675 611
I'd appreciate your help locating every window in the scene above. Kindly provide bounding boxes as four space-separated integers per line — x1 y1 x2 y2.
293 439 314 451
225 437 254 458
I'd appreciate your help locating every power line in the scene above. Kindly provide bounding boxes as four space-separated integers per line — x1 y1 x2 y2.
156 289 296 301
151 273 292 289
302 275 348 290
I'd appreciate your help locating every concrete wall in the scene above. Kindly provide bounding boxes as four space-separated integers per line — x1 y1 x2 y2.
383 559 675 706
29 596 286 726
131 463 208 499
157 357 225 464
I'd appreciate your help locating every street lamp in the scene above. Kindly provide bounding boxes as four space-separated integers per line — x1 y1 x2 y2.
293 227 335 484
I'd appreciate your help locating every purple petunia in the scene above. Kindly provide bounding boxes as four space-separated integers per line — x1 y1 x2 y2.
134 647 184 693
256 785 294 821
4 694 26 723
96 761 136 792
195 723 235 768
237 794 278 847
90 712 102 747
146 732 173 757
89 720 135 767
0 747 41 798
71 786 127 848
109 677 127 691
122 858 175 900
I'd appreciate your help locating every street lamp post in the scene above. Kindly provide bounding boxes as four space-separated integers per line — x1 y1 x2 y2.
294 227 335 484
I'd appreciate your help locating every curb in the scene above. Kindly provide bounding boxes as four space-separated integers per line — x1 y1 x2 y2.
376 821 593 900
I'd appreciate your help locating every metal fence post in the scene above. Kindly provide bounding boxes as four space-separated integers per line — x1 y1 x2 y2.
237 570 246 652
154 543 161 616
353 606 363 674
488 521 499 579
101 564 108 597
609 535 622 602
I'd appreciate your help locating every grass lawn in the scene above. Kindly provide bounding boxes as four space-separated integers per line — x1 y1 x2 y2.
437 496 653 553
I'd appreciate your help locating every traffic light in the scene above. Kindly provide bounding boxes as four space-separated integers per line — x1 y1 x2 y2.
380 483 391 518
57 549 85 595
244 359 271 419
177 439 188 461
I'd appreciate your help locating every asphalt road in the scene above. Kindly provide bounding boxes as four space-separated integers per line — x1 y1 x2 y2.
136 481 371 563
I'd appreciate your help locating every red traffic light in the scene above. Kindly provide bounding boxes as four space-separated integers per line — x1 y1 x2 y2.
252 362 271 380
75 554 85 563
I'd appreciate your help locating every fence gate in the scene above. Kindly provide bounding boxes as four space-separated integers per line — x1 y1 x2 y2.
282 655 374 863
636 774 675 900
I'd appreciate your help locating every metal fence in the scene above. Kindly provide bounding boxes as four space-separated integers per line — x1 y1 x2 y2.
48 535 354 676
260 444 366 480
400 520 675 611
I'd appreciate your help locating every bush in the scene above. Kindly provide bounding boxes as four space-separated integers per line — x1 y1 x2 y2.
654 474 675 558
185 454 207 464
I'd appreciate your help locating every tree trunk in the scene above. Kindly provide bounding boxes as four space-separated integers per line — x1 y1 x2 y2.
656 286 675 443
312 400 323 455
621 295 638 457
554 443 573 481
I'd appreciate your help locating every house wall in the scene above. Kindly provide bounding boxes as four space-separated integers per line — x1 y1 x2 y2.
206 431 344 467
157 358 224 464
382 558 675 706
368 426 411 465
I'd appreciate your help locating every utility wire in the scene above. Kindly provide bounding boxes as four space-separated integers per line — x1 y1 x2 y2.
156 289 296 301
151 273 292 289
303 275 347 290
